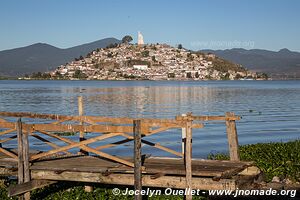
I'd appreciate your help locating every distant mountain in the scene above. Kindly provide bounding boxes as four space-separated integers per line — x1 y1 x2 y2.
0 38 121 77
200 48 300 78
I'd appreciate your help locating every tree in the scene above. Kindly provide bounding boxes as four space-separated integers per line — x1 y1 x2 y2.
186 72 192 79
259 73 268 80
168 73 175 78
73 70 87 79
151 56 156 62
106 43 118 49
107 52 113 58
122 35 133 44
178 44 183 49
186 53 194 61
142 50 149 57
235 73 242 80
222 73 230 80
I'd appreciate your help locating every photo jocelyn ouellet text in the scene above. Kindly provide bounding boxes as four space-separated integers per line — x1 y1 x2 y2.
112 187 297 198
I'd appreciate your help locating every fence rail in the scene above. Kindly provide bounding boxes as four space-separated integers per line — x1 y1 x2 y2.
0 97 242 200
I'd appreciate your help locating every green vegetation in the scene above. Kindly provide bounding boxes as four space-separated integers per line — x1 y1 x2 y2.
73 70 88 79
107 52 113 58
30 72 52 79
141 50 149 57
0 76 15 80
208 140 300 181
221 72 230 80
122 35 133 44
122 74 137 79
106 43 119 49
186 53 194 61
0 181 207 200
168 72 175 78
186 72 192 78
211 57 246 73
151 56 156 62
126 59 150 67
257 73 268 79
75 56 84 61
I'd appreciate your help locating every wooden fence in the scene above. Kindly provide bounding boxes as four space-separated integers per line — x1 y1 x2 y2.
0 97 241 200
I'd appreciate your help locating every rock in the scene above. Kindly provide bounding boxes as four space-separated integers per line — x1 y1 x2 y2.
272 176 281 183
283 178 293 184
260 181 267 186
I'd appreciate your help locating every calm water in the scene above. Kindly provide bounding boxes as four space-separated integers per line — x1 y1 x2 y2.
0 80 299 158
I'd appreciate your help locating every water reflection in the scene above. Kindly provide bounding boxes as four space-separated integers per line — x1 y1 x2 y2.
0 80 300 158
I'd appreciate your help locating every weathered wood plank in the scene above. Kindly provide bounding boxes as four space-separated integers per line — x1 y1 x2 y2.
147 157 253 167
176 115 241 121
0 122 16 129
22 129 30 200
146 126 175 136
29 132 72 156
29 124 134 133
31 170 237 190
33 131 135 167
30 132 119 160
17 119 24 200
51 118 71 125
226 112 240 161
0 117 8 122
8 180 56 197
133 120 142 200
95 131 183 157
29 159 248 177
181 114 187 154
0 135 17 144
0 128 16 136
184 117 193 200
141 139 183 157
0 111 205 128
0 111 178 124
17 119 24 185
78 96 88 155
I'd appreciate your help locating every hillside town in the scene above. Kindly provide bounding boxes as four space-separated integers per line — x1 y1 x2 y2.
46 34 265 81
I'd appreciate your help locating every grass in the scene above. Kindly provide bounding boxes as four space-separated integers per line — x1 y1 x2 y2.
208 140 300 182
0 181 206 200
1 140 299 199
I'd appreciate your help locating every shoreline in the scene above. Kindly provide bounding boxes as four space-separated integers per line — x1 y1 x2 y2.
1 140 299 199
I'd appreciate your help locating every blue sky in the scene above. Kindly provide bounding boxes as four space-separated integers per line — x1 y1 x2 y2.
1 0 300 51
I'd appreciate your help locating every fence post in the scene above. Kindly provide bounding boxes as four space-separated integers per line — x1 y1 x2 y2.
181 114 187 154
133 120 142 200
17 118 24 200
78 96 93 192
78 96 87 155
23 128 30 200
225 112 240 161
184 114 193 200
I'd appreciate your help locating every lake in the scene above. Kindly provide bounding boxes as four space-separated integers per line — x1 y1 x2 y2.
0 80 299 158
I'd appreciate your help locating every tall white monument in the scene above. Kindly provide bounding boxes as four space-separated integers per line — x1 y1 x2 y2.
138 31 144 45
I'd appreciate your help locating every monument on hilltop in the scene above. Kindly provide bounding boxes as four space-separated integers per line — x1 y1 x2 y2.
138 31 144 45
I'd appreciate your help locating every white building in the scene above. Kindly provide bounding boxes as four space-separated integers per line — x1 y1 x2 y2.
133 64 148 70
138 31 144 45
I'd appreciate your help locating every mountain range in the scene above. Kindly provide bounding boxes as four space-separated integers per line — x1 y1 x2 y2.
0 38 121 77
1 38 300 78
200 48 300 78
